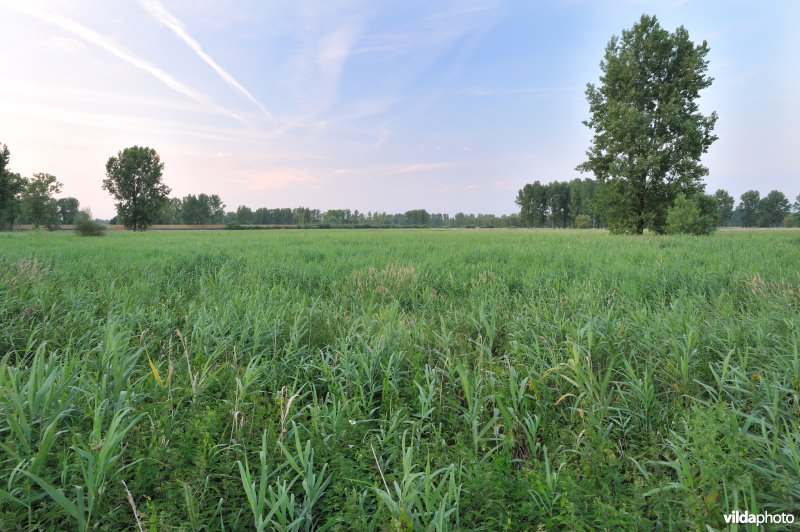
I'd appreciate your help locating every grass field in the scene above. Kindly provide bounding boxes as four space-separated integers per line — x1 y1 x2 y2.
1 228 798 530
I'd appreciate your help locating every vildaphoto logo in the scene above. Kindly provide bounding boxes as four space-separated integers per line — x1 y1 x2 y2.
723 511 795 526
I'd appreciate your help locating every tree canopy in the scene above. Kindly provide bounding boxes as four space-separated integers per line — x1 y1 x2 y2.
577 14 718 234
665 192 718 235
0 143 26 231
516 179 601 228
759 190 790 227
738 190 761 228
56 197 81 225
102 146 170 231
22 173 63 230
713 189 734 227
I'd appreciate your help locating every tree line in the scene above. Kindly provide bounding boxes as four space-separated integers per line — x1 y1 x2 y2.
515 179 799 230
2 139 796 233
516 179 603 228
0 144 84 230
225 206 521 228
726 189 797 228
114 200 523 228
1 142 523 231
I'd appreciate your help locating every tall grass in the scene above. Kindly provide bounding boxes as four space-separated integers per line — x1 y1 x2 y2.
1 228 798 528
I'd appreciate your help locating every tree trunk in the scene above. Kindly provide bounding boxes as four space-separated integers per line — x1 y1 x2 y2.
634 189 645 234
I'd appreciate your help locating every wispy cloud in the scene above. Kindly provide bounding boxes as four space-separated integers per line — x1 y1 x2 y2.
334 161 460 176
317 26 360 81
0 0 246 124
44 35 86 54
136 0 274 124
352 1 502 57
229 167 317 191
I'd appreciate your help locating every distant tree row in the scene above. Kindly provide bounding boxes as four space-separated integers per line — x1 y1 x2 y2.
227 206 522 228
99 146 523 229
515 179 603 228
151 194 226 225
0 143 84 230
515 179 799 231
3 141 524 232
723 189 797 228
4 140 797 234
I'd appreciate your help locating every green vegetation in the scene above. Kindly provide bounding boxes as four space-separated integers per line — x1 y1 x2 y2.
665 193 718 236
73 209 107 237
1 229 798 529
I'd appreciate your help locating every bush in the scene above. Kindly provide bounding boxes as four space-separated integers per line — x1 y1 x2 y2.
73 209 106 236
574 214 591 229
783 215 797 228
665 193 717 235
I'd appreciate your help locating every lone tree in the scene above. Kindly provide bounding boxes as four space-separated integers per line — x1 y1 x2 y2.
577 14 718 234
102 146 170 231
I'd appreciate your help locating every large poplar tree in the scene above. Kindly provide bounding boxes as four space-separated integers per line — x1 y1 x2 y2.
577 14 718 234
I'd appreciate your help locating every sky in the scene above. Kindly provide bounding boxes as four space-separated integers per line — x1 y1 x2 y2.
1 0 798 218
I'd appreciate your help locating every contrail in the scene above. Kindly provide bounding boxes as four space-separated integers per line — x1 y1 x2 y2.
137 0 274 124
1 1 248 125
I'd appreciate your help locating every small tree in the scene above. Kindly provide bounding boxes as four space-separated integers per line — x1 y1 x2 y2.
57 197 81 224
404 209 430 226
759 190 790 227
738 190 761 228
23 173 62 230
516 182 548 227
665 193 717 235
208 194 225 223
236 205 254 225
574 214 591 229
713 189 734 227
102 146 170 231
73 209 106 236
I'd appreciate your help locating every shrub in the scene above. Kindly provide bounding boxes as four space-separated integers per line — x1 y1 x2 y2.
665 193 717 235
73 209 106 236
574 214 591 229
783 215 797 228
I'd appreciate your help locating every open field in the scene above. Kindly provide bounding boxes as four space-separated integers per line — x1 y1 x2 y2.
1 229 799 529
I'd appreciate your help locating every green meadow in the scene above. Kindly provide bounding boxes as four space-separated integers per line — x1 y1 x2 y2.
1 229 798 529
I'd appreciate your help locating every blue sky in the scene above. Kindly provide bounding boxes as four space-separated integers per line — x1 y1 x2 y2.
1 0 798 218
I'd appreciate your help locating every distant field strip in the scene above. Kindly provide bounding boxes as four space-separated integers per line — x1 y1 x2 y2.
12 224 229 231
